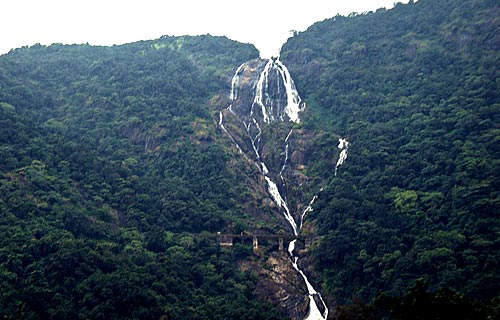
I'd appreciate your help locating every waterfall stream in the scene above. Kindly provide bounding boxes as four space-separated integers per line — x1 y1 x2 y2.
220 56 347 320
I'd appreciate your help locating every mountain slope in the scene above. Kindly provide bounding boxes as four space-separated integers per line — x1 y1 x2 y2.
1 0 500 318
0 36 291 319
281 0 500 306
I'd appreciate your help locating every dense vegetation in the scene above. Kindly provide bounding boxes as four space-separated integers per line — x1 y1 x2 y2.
1 0 499 319
282 0 500 315
0 36 290 319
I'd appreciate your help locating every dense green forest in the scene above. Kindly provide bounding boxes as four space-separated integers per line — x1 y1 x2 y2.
282 0 500 316
0 36 290 319
1 0 499 319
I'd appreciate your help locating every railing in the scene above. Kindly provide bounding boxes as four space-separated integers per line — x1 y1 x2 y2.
216 233 321 251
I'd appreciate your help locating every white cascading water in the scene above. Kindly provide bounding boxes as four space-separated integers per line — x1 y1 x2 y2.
220 56 347 320
335 138 349 176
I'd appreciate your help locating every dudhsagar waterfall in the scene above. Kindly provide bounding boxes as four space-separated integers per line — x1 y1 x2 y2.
219 56 348 320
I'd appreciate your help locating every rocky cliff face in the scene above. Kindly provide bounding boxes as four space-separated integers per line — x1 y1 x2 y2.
219 58 321 234
239 251 309 320
219 58 333 319
227 58 304 125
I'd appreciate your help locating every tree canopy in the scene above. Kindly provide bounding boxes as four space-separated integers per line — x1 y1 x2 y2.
0 0 499 318
281 0 500 312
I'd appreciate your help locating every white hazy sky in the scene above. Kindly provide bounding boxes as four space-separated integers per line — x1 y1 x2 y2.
1 0 409 57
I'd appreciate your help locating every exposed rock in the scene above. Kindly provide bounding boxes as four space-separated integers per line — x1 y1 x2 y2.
219 58 333 319
239 252 309 320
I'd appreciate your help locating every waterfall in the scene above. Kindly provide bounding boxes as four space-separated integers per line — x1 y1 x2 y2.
219 56 343 320
335 138 349 176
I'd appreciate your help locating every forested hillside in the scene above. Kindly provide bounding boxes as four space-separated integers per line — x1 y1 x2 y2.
1 0 499 319
281 0 500 315
0 36 291 319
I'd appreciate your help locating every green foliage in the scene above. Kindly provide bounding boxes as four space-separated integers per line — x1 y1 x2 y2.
282 0 500 306
331 280 499 320
1 0 499 317
0 36 286 319
375 279 494 320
